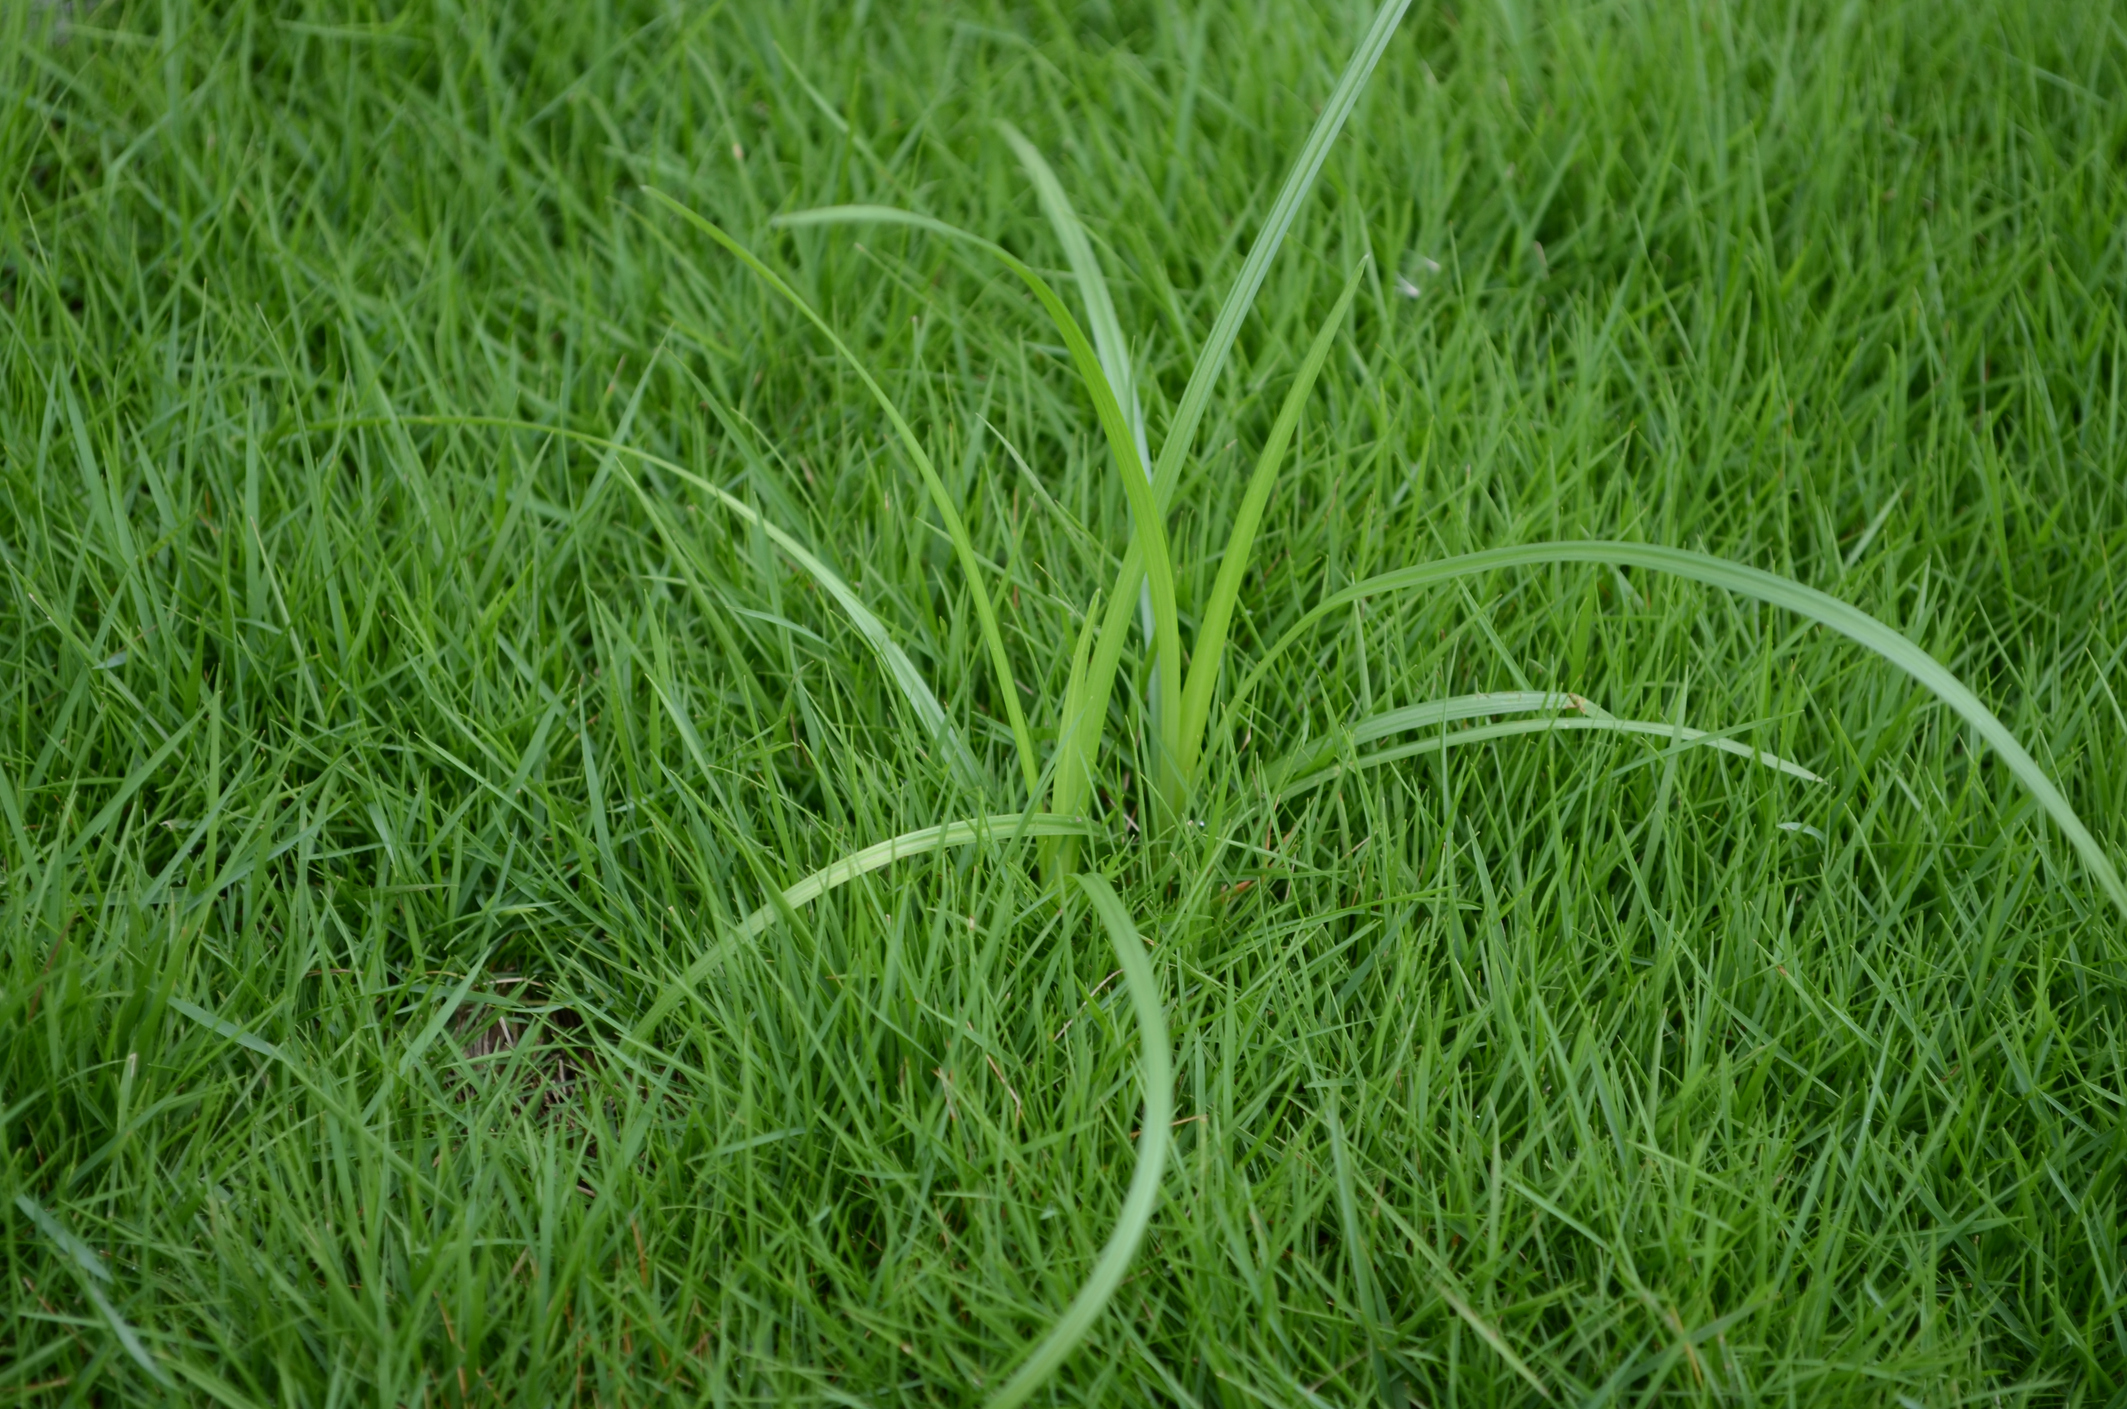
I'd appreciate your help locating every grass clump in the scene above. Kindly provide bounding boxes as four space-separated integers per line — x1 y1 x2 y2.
4 0 2126 1404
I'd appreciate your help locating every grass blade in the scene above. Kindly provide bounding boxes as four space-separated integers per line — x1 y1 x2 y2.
1270 690 1583 781
1053 541 1152 831
1436 1281 1552 1402
642 189 1041 796
987 872 1172 1409
1225 541 2127 920
1177 259 1368 777
19 1196 172 1386
304 411 988 792
1318 1079 1401 1409
997 122 1150 477
631 813 1089 1041
1148 0 1415 511
773 204 1187 811
397 944 494 1077
15 1195 112 1284
997 121 1164 677
81 1282 174 1389
1050 589 1106 876
1277 715 1824 798
654 447 988 791
1346 691 1607 743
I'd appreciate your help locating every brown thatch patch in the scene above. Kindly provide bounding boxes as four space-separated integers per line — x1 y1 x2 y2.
449 974 591 1120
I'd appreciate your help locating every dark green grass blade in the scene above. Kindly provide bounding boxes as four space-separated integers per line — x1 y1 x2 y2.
642 189 1039 795
985 872 1172 1409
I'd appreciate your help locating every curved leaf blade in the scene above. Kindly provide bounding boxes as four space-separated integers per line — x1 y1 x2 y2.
997 122 1164 673
773 204 1189 810
630 813 1089 1041
986 872 1172 1409
1149 0 1416 511
997 121 1151 477
1178 260 1368 776
680 472 985 790
642 190 1042 796
1224 541 2127 920
1277 713 1824 798
316 411 988 793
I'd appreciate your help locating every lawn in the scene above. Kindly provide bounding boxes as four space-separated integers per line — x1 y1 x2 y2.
4 0 2126 1403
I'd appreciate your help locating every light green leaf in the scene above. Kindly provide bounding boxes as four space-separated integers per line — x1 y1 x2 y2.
1224 541 2127 920
1278 714 1824 798
771 204 1188 810
631 813 1089 1040
661 460 987 791
1178 259 1368 778
170 996 288 1063
83 1281 174 1388
985 872 1172 1409
1148 0 1416 512
996 121 1164 672
997 122 1150 477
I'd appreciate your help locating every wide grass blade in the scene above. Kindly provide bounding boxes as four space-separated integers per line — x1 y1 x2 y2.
1224 541 2127 920
1147 0 1415 511
630 813 1088 1041
986 872 1172 1409
80 1282 173 1389
15 1196 113 1284
1276 715 1825 798
1051 589 1106 875
772 204 1188 810
1347 691 1608 743
1055 543 1154 829
1177 259 1368 778
22 1199 168 1387
1269 689 1582 781
642 190 1042 795
998 121 1163 667
997 122 1150 477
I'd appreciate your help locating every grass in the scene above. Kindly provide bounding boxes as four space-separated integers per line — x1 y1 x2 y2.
3 0 2126 1403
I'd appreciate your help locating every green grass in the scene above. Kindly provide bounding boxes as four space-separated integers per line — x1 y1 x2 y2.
4 0 2127 1403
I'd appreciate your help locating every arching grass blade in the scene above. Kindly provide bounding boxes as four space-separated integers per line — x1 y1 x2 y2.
985 872 1172 1409
1276 714 1824 799
1148 0 1416 512
773 204 1188 813
1177 259 1368 778
997 121 1150 477
1223 541 2127 920
307 411 987 793
641 189 1042 796
630 812 1088 1042
997 121 1163 665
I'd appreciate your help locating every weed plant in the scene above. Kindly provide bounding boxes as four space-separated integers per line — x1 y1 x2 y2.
3 0 2126 1404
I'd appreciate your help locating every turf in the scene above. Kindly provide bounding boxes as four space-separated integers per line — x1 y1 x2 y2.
4 0 2127 1403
